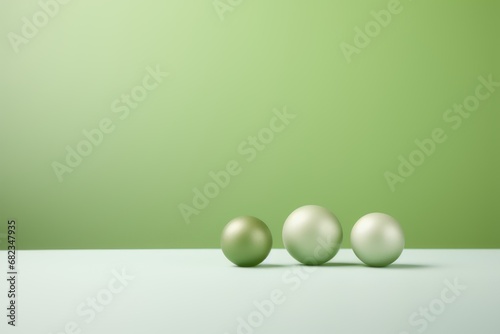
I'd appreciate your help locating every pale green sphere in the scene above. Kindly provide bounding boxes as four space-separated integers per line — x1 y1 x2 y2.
221 216 272 267
351 213 405 267
282 205 343 265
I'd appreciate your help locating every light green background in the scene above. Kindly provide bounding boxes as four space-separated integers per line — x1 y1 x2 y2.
1 0 498 250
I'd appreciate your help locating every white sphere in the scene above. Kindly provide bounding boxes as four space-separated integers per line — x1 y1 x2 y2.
350 212 404 267
282 205 343 265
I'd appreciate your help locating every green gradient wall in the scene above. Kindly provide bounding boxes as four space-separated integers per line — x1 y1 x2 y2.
1 0 498 250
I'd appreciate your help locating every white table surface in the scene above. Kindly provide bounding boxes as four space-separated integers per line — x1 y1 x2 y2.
1 249 499 334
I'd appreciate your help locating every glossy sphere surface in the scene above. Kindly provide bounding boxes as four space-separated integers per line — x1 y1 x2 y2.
351 212 405 267
221 216 272 267
282 205 343 265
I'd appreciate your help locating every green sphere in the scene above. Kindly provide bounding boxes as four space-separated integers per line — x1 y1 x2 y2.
221 216 273 267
